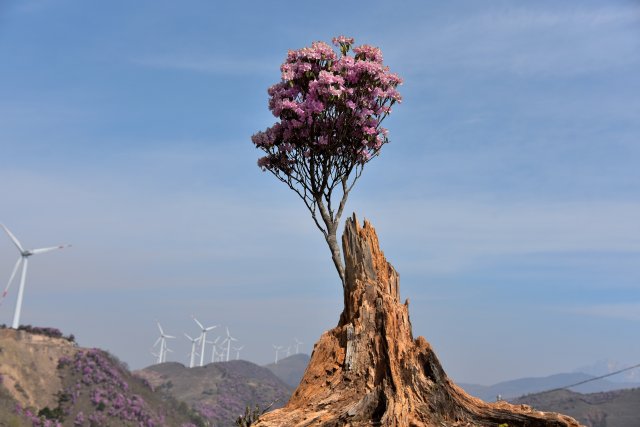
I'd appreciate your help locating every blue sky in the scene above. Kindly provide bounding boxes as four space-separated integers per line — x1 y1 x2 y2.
0 0 639 385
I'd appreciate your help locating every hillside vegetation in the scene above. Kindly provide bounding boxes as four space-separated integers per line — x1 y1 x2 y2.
136 360 292 427
0 328 198 426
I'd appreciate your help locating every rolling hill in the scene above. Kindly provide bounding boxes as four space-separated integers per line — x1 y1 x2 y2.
0 326 198 426
459 372 640 402
136 360 293 427
513 387 640 427
263 353 310 388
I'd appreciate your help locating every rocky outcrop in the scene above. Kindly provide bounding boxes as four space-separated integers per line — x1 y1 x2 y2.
256 215 583 426
0 328 77 409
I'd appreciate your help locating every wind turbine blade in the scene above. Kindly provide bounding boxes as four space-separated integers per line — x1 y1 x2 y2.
192 316 204 330
30 244 71 255
184 333 193 341
157 322 164 335
153 337 161 347
226 327 230 337
165 334 176 339
0 257 23 306
1 224 24 253
205 325 217 332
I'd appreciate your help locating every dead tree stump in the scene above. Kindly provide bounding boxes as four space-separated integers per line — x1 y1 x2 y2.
255 215 583 427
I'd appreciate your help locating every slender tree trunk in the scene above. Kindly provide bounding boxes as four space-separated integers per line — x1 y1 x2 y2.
325 228 345 287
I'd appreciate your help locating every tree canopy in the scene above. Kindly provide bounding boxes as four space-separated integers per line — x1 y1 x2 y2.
252 36 402 285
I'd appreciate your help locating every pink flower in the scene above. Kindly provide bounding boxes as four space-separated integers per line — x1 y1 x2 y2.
253 36 401 174
332 36 355 46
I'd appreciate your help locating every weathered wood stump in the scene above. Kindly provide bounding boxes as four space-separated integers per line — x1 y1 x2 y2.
256 215 583 426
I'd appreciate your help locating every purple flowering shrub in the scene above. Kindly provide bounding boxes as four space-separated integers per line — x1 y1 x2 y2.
9 348 203 427
14 404 63 427
56 349 166 426
1 324 76 343
251 36 402 285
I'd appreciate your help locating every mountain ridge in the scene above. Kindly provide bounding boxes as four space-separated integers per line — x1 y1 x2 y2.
459 372 640 402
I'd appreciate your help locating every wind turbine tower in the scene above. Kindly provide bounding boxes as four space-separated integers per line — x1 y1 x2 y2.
233 345 244 360
192 316 217 367
209 337 220 363
273 345 283 364
294 337 303 354
223 327 237 362
1 224 71 329
154 322 175 364
163 347 174 363
184 333 200 368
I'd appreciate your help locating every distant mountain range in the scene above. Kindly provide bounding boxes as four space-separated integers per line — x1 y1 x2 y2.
264 353 310 388
514 387 640 427
574 359 640 383
459 372 640 402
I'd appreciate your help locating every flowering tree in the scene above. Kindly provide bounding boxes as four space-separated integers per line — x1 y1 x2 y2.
251 36 402 286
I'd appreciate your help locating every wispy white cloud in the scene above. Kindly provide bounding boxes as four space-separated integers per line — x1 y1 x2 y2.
389 5 640 77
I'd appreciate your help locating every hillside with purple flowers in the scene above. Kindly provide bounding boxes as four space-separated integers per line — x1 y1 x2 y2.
136 360 293 427
0 327 201 426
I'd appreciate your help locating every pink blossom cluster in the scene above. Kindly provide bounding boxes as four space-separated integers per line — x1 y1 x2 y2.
14 404 62 427
54 350 165 426
252 36 402 170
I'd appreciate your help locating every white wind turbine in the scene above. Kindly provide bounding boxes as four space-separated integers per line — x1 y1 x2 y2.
184 333 201 368
273 345 283 364
192 316 217 367
294 337 303 354
285 345 291 358
1 224 71 329
153 322 175 364
222 327 237 362
208 336 221 363
150 348 161 364
163 346 174 363
233 345 244 360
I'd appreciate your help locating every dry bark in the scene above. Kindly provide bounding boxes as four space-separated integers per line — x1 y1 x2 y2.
255 214 583 427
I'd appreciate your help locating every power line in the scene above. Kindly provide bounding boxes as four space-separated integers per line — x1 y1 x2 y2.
532 363 640 396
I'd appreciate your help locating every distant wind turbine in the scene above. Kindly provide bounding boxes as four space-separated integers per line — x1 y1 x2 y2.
192 316 217 367
294 337 303 354
184 333 201 368
233 345 244 360
222 327 237 362
273 345 283 364
208 337 221 363
285 345 291 358
150 348 160 363
1 224 71 329
153 322 175 364
163 346 174 363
